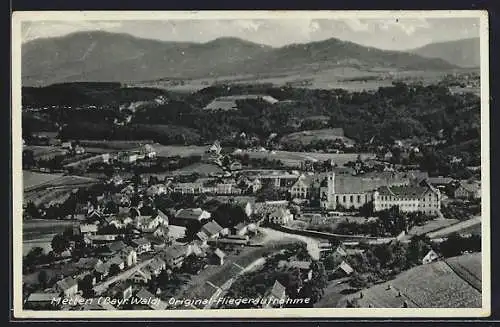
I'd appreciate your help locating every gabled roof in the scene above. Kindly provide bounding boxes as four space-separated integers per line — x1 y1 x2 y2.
200 221 224 237
108 255 124 266
214 248 226 259
337 261 354 275
79 224 98 233
269 280 286 300
75 257 101 270
162 245 186 261
376 184 435 199
279 260 312 270
132 237 151 246
108 241 127 253
56 277 77 291
147 257 166 271
175 208 206 220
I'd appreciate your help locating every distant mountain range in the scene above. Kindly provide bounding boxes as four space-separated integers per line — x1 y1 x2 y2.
22 31 463 86
410 38 480 68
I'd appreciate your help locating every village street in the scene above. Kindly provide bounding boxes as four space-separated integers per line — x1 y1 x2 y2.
93 258 154 294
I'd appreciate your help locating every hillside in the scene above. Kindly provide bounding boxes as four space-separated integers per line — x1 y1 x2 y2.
342 253 482 308
411 38 480 68
22 31 456 86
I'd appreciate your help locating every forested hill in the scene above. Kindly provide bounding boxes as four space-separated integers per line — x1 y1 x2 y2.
22 31 456 86
24 82 480 162
411 38 480 68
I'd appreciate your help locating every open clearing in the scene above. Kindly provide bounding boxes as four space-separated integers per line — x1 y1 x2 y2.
406 218 459 237
23 219 76 255
23 171 63 190
341 252 482 308
243 150 375 167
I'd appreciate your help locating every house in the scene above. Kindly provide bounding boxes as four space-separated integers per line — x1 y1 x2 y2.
319 172 408 211
278 260 313 281
61 141 73 150
146 184 167 197
373 180 441 214
426 176 453 188
197 221 224 241
454 181 481 200
215 183 242 195
94 262 110 281
107 240 127 253
335 261 354 277
107 281 133 303
131 238 152 254
25 292 61 310
141 144 157 159
135 211 169 233
75 257 103 271
162 246 186 269
146 257 167 276
422 249 440 265
173 208 211 227
211 248 226 266
268 208 294 226
119 152 138 164
229 161 243 171
264 280 287 308
129 268 153 284
78 224 98 236
108 255 125 271
172 182 204 195
120 246 138 267
55 277 78 297
231 222 250 236
135 288 168 310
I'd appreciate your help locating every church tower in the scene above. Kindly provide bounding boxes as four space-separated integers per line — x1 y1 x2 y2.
320 172 336 210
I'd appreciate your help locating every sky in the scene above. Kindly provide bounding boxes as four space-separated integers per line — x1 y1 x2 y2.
20 16 480 51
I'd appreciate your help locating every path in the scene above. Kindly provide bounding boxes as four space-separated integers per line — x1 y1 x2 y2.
427 216 481 239
93 258 154 294
260 227 321 260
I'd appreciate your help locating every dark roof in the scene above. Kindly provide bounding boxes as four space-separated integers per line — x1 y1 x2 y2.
175 208 206 220
427 177 453 185
377 184 435 198
132 237 151 246
279 260 311 270
201 221 224 237
75 257 101 270
108 241 127 253
162 245 186 261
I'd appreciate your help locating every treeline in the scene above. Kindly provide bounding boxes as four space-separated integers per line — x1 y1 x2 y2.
22 82 171 106
23 82 480 158
59 123 201 145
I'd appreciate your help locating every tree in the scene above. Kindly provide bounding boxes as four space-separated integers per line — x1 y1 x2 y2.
212 203 247 228
182 255 207 274
38 270 48 288
109 264 121 276
51 234 69 254
78 274 95 298
25 202 40 219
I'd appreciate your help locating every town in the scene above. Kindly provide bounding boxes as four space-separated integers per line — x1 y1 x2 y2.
22 105 482 310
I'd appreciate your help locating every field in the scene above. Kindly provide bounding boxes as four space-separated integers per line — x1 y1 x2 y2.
171 162 224 176
153 145 208 158
23 171 63 190
280 129 356 146
131 68 456 93
406 219 459 237
243 150 375 167
427 217 481 239
24 174 100 206
446 253 482 291
342 253 482 308
23 219 77 256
